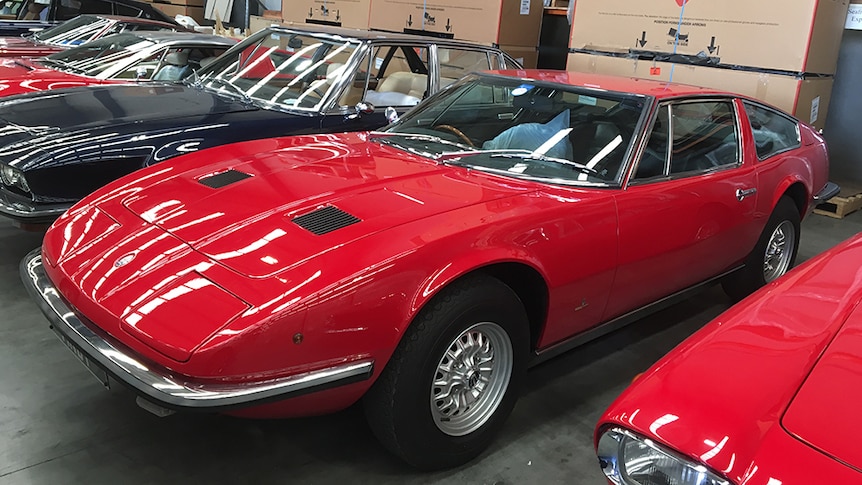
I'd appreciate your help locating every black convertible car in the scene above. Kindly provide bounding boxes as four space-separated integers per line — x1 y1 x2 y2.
0 24 519 228
0 0 176 36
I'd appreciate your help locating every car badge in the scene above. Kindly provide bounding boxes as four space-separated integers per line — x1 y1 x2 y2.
114 252 137 268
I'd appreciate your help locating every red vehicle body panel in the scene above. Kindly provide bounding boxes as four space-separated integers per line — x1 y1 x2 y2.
597 235 862 483
36 72 831 418
0 57 120 95
0 36 63 57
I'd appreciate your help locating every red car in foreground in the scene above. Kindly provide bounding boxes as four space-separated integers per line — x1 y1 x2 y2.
21 70 837 470
596 232 862 484
0 14 184 58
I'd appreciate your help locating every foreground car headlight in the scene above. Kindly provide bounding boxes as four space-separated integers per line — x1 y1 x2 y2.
0 164 29 192
597 427 729 485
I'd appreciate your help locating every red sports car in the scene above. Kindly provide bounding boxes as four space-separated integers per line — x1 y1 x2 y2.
0 14 185 58
595 232 862 484
0 30 233 96
21 70 837 470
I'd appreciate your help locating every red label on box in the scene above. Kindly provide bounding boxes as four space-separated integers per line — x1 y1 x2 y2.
650 66 661 75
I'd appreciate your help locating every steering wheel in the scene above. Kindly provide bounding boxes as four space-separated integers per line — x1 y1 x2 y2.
434 124 474 147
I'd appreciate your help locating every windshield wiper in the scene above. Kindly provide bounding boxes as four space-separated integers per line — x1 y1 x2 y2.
205 77 254 105
436 148 598 175
369 131 474 152
489 151 598 175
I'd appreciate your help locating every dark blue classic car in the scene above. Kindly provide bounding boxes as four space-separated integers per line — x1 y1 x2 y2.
0 24 520 227
0 0 176 36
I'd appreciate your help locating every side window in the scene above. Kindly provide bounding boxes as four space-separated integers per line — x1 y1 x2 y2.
743 101 801 159
438 48 490 89
669 101 739 175
633 104 670 180
361 45 430 108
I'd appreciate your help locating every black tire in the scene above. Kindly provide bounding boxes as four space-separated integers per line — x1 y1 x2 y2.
722 196 800 301
363 273 529 470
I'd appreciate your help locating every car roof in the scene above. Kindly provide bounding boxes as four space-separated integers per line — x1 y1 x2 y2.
134 31 238 46
487 69 729 99
77 14 180 28
268 23 505 48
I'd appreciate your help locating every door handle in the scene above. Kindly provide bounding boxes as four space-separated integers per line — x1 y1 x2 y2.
736 188 757 201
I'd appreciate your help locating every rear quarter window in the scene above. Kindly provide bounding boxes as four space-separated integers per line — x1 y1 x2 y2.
743 101 801 160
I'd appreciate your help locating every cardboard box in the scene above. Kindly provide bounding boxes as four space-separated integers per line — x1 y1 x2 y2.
500 44 538 69
249 14 284 33
153 2 206 23
282 0 372 30
570 0 850 75
567 52 834 130
151 0 205 7
368 0 542 46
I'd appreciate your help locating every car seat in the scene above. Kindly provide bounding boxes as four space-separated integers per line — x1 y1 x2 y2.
154 51 191 81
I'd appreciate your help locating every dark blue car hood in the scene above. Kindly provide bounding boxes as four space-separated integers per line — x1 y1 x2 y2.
0 83 255 132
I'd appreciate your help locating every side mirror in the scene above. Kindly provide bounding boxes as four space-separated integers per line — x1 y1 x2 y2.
346 102 374 120
355 102 374 115
384 106 399 124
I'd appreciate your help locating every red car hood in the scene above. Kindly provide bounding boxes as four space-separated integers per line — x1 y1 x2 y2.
0 37 63 58
600 235 862 482
0 58 93 95
782 299 862 472
108 133 533 279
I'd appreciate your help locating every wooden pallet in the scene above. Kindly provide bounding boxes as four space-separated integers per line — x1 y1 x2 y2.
814 193 862 219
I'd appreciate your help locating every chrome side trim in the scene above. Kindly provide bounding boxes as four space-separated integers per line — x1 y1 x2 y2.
530 266 741 366
814 181 840 202
20 249 374 411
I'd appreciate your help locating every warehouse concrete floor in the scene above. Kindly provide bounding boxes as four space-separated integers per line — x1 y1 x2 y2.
1 211 861 485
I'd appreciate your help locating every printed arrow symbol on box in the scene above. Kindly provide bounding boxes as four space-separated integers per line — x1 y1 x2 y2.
637 31 647 47
308 7 313 17
707 36 718 54
446 18 451 31
407 14 412 26
336 9 341 21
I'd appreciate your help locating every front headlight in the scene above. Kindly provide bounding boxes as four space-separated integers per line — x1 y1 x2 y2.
0 164 29 192
597 427 730 485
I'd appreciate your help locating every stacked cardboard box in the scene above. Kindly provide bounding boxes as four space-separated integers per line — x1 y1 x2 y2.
150 0 207 24
566 0 851 130
367 0 543 68
282 0 372 30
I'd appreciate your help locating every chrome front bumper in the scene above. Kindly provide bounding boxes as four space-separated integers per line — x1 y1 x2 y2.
20 249 374 411
0 189 70 223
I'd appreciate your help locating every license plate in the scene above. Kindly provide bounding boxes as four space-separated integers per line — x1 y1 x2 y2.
51 325 110 389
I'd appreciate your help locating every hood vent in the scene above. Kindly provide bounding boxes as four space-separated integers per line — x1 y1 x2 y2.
292 205 361 235
199 169 252 189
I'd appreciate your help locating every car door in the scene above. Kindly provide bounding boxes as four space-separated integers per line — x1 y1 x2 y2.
606 98 759 319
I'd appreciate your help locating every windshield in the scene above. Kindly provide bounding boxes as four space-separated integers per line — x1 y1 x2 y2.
196 28 361 110
32 15 110 45
41 33 155 77
381 74 648 185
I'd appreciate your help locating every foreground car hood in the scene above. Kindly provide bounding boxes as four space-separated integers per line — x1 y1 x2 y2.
0 83 255 146
783 301 862 472
599 235 862 482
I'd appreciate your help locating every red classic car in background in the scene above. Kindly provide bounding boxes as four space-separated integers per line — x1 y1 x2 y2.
0 30 233 96
595 232 862 484
0 14 185 58
21 70 837 470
